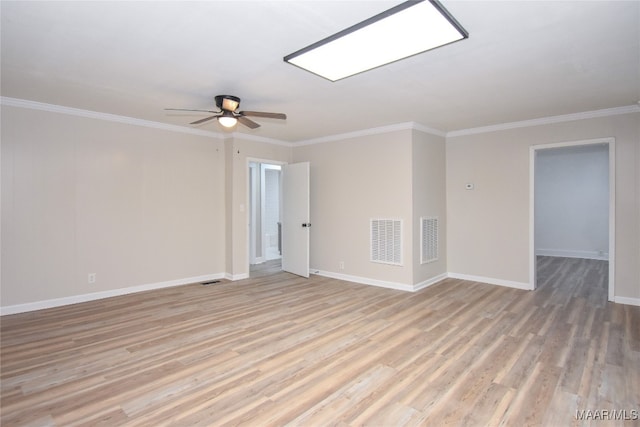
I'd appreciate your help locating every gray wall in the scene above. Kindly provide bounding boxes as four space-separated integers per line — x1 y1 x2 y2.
447 112 639 301
2 102 637 312
1 105 226 308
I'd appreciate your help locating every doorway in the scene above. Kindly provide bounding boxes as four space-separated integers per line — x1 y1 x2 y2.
249 162 282 276
530 138 615 301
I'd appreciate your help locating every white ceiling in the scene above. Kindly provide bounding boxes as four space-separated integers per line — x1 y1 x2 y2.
2 1 638 142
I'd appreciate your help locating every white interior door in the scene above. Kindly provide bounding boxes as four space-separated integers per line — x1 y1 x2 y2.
281 162 310 278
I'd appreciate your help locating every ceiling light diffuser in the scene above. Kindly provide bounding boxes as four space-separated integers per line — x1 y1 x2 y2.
284 0 468 82
218 112 238 128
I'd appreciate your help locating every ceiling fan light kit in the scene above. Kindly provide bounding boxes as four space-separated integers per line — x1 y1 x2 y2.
284 0 468 81
217 110 238 128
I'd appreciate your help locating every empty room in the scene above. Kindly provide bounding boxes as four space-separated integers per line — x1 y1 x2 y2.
1 1 638 426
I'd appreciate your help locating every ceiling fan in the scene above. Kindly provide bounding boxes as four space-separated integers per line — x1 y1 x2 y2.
165 95 286 129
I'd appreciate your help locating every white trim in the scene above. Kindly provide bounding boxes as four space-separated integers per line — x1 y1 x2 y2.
225 273 250 281
312 269 414 292
296 122 445 146
448 105 640 137
260 163 281 263
246 157 288 167
4 267 629 315
249 162 259 265
530 137 615 151
0 96 225 139
530 137 616 302
529 145 537 291
413 273 448 291
246 157 288 277
447 272 532 290
614 296 640 307
0 273 226 316
413 123 447 137
231 132 295 147
314 270 529 292
1 96 298 147
312 269 447 293
535 249 608 261
5 96 637 146
608 141 616 302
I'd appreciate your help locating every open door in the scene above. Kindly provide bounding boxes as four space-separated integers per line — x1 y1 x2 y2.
281 162 310 278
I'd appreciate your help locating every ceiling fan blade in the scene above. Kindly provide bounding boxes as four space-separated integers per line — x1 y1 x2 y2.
238 116 261 129
240 111 287 120
190 115 219 125
165 108 217 113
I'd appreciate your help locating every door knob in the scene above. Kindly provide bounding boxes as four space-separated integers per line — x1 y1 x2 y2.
301 223 312 228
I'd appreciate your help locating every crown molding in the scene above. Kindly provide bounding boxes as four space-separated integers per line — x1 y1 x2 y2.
0 96 226 139
4 96 637 145
1 96 298 146
447 104 640 138
412 122 448 137
296 121 446 146
230 132 295 147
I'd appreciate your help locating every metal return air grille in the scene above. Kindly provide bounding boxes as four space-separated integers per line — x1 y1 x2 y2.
421 217 438 264
370 219 402 265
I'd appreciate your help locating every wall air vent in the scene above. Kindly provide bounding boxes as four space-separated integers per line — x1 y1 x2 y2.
370 219 402 265
421 217 438 264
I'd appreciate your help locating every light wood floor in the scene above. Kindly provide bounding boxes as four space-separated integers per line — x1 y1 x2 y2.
250 259 283 278
1 257 638 426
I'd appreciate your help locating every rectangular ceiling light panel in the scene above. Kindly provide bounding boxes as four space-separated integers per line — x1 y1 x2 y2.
284 0 468 81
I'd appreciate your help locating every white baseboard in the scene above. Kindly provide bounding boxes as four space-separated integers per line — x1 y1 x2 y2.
225 273 250 281
312 269 415 292
0 273 226 316
4 269 632 316
447 272 532 290
311 269 448 293
614 296 640 307
536 249 609 261
319 270 634 306
414 273 449 291
312 268 529 293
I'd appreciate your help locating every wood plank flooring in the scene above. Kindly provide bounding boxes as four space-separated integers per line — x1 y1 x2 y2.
1 257 638 426
250 259 283 278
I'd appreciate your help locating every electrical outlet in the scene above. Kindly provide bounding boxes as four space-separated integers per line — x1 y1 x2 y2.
88 273 96 284
339 261 345 270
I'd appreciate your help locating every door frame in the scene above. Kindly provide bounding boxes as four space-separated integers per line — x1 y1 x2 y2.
260 163 283 262
248 162 260 265
246 157 287 276
529 137 615 301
